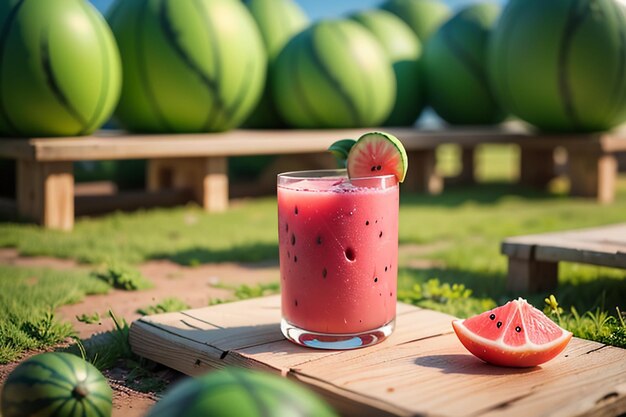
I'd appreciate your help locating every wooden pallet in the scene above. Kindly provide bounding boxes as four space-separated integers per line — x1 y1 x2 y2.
2 124 626 230
129 295 626 417
502 223 626 292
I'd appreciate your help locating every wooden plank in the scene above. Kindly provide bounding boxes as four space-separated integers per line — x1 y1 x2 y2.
129 295 626 417
502 224 626 269
404 149 443 194
457 147 476 184
147 157 228 212
293 334 626 417
506 257 559 293
568 150 617 203
230 307 453 373
11 123 626 162
16 160 74 230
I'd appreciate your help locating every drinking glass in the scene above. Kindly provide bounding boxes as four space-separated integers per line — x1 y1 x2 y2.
277 169 399 349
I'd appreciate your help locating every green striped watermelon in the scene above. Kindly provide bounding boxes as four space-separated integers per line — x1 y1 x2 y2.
146 367 338 417
272 19 395 128
243 0 309 128
107 0 266 133
0 0 121 137
1 352 112 417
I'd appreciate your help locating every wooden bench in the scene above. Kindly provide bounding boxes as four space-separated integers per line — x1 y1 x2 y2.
502 223 626 292
1 124 626 230
129 295 626 417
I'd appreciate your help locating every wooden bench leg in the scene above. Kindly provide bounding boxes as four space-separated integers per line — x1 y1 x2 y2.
457 146 475 185
568 151 616 204
17 160 74 231
404 150 443 194
506 256 558 293
519 147 555 188
148 157 228 212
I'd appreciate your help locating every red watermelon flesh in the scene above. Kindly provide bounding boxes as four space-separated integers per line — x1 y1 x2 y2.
452 298 572 367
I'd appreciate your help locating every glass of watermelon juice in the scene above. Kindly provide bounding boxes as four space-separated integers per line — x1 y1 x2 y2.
278 169 399 349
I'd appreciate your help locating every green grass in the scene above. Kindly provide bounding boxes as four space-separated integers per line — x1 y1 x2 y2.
0 145 625 359
137 297 190 315
92 263 153 290
0 266 110 363
0 200 278 265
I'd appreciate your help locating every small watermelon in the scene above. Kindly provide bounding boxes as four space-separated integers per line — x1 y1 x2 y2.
345 131 408 183
1 352 112 417
452 298 573 367
145 367 338 417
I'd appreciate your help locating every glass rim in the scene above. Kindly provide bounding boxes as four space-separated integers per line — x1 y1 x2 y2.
277 168 397 182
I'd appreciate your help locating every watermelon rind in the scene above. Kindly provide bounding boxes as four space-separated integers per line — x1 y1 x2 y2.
347 131 408 182
451 298 573 367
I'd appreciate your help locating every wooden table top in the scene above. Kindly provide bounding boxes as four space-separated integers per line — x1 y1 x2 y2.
129 295 626 417
2 124 626 161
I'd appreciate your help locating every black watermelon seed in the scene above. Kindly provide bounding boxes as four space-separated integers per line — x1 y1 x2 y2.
291 234 296 245
385 266 388 272
515 326 522 333
376 165 382 170
366 220 370 226
317 235 322 245
374 277 378 283
294 206 298 215
295 300 298 307
285 223 289 232
497 321 502 328
322 267 327 278
489 313 495 320
379 292 382 296
379 231 383 238
294 255 298 263
371 166 376 172
345 247 356 261
390 292 393 297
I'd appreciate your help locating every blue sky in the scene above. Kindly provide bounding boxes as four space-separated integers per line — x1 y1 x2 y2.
90 0 504 20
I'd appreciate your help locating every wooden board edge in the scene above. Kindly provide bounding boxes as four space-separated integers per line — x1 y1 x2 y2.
534 245 626 269
129 320 226 376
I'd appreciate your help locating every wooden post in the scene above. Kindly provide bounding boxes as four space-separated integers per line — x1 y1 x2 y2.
17 160 74 231
147 157 228 212
457 147 475 184
506 256 559 293
568 150 617 204
404 150 442 195
519 147 555 188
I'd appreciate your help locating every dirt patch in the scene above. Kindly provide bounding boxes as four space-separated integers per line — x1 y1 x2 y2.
58 259 279 339
0 251 280 416
0 248 80 270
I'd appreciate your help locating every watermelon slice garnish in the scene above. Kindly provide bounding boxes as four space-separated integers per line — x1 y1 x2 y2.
452 298 573 367
329 131 408 183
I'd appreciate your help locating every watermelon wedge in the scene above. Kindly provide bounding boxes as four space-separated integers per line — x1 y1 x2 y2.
452 298 572 367
346 131 408 183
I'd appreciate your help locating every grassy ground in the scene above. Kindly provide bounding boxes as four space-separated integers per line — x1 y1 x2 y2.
0 145 625 364
0 266 110 363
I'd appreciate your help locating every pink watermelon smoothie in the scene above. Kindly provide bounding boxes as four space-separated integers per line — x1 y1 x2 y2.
278 172 399 334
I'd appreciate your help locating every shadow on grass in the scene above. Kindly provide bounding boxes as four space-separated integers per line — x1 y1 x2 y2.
151 242 279 266
400 182 563 208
